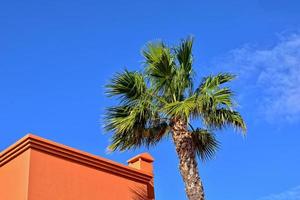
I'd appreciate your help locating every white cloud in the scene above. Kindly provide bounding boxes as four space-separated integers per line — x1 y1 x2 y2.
219 33 300 122
258 185 300 200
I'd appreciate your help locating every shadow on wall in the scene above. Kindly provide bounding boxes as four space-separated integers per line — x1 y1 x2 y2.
130 186 154 200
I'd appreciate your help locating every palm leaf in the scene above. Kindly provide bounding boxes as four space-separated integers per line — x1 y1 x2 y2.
143 42 176 98
106 70 147 105
192 73 237 116
197 73 236 93
192 128 219 161
174 37 194 97
203 108 246 132
162 96 196 119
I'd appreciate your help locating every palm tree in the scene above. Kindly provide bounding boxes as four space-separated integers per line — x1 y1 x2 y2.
104 37 246 200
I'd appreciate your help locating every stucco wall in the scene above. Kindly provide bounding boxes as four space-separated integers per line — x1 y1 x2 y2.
0 134 154 200
0 149 31 200
28 149 150 200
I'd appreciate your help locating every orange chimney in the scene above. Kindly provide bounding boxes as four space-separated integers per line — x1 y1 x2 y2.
127 153 155 199
127 153 154 174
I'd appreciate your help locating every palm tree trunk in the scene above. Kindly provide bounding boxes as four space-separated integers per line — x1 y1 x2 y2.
171 118 205 200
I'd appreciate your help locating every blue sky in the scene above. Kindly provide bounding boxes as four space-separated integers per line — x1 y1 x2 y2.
1 0 300 199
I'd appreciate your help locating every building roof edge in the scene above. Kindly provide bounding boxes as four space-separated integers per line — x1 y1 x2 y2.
0 134 153 183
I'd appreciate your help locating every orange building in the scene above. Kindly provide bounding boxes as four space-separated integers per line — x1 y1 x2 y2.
0 134 155 200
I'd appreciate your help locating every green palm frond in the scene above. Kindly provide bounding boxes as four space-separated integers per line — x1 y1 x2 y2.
174 37 194 97
193 88 234 115
108 122 169 151
105 106 139 135
198 73 236 93
176 37 193 70
162 96 196 120
192 128 219 161
212 87 235 108
106 70 147 105
143 42 175 97
192 73 236 115
142 42 166 65
105 105 169 151
105 70 169 151
143 38 196 102
203 108 246 132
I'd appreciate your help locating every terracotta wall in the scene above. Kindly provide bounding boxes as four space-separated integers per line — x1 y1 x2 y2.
0 149 30 200
0 134 155 200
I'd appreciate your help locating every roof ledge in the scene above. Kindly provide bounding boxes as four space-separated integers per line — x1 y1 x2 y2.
0 134 153 183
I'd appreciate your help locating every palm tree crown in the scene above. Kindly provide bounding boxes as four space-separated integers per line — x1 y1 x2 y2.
105 37 246 160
